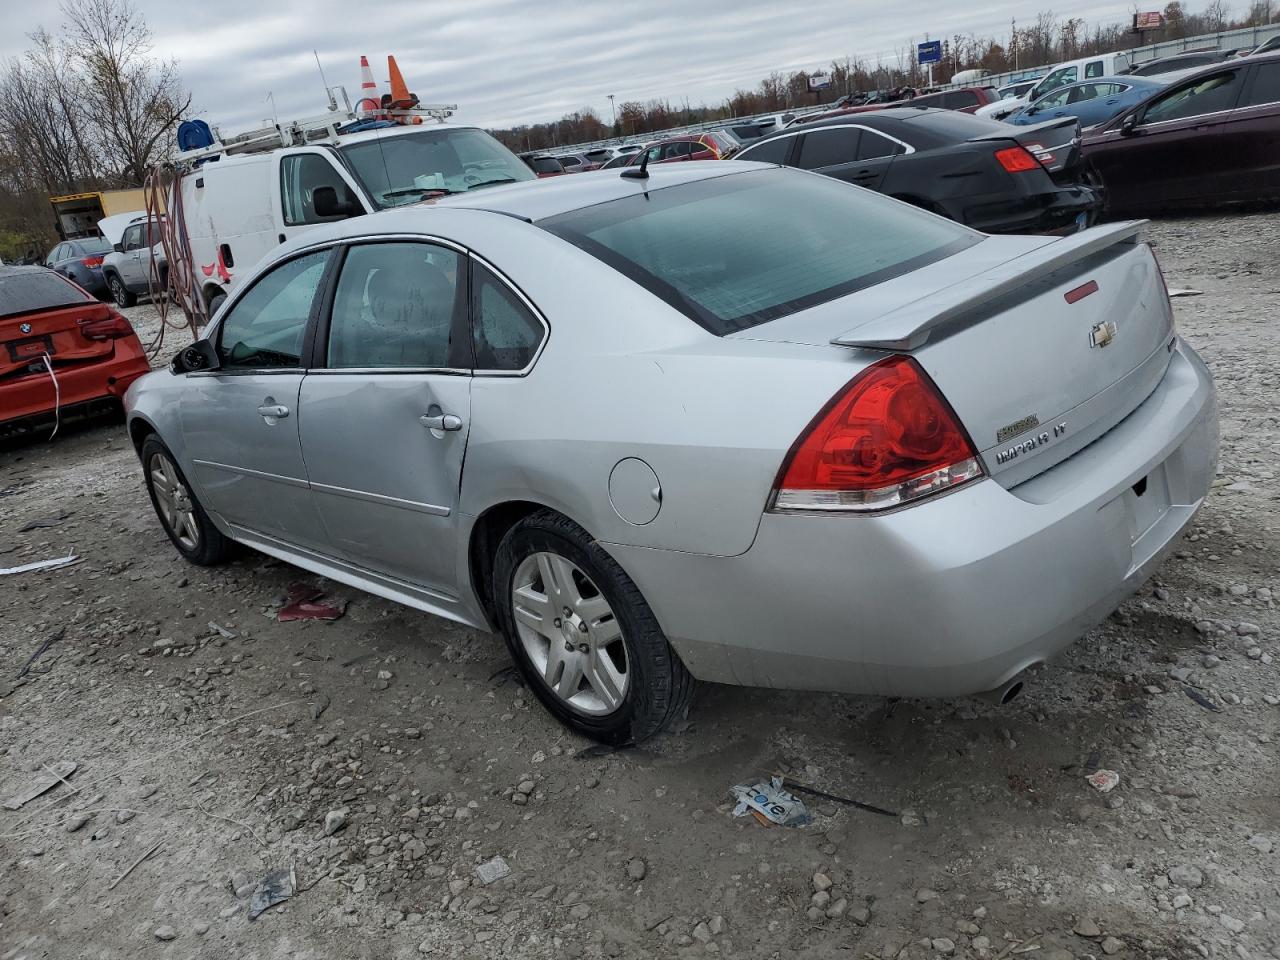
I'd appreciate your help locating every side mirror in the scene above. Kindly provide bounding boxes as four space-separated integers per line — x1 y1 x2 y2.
171 338 220 375
313 186 356 218
113 242 124 253
1120 114 1139 135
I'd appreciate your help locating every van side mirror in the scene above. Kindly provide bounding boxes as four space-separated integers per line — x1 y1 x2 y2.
113 242 124 253
1120 114 1139 135
171 338 220 374
313 186 356 218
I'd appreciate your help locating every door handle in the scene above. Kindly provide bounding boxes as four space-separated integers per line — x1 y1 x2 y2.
850 170 877 182
257 403 290 419
419 413 463 432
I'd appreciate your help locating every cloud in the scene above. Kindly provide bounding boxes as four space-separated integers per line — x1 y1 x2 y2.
0 0 1132 137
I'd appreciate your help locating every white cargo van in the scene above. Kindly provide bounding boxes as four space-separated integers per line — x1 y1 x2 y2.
976 52 1133 121
174 121 535 313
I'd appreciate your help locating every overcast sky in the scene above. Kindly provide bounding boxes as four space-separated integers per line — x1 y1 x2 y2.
1 0 1133 134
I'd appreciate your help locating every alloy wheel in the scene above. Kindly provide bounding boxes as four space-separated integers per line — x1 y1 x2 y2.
149 451 200 551
510 551 629 716
110 277 128 307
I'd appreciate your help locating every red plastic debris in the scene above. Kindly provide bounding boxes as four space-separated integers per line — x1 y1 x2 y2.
277 582 347 622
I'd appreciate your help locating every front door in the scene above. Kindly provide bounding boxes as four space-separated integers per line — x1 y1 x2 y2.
298 239 473 595
179 248 332 551
118 224 146 287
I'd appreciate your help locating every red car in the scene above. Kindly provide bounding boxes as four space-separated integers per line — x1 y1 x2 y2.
1 265 150 438
630 132 740 165
799 87 1000 124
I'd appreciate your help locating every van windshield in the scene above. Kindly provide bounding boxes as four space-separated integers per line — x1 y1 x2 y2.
340 128 535 208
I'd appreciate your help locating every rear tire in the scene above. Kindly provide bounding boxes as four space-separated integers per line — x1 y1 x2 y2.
108 274 136 308
140 435 232 566
206 291 227 318
493 510 694 744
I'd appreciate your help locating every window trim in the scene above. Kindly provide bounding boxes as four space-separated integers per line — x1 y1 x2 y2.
205 246 335 376
1239 60 1280 110
468 251 551 377
737 122 916 164
279 150 364 228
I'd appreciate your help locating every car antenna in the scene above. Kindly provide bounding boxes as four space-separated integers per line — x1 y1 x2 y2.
621 149 650 180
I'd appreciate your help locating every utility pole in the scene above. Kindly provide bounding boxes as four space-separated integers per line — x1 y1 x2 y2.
607 94 617 132
1012 17 1018 70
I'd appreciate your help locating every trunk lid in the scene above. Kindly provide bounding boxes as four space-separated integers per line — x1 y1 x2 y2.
736 222 1175 488
0 302 117 384
968 116 1082 176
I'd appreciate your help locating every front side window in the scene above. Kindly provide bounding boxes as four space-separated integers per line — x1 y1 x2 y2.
1036 88 1074 109
216 251 328 369
1084 60 1105 79
281 154 359 226
1037 67 1078 96
1143 71 1241 124
121 225 143 252
340 128 534 207
472 262 544 371
542 168 977 335
797 128 861 169
327 242 464 369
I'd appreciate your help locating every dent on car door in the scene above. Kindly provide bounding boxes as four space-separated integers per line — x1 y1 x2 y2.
178 248 332 551
297 240 474 597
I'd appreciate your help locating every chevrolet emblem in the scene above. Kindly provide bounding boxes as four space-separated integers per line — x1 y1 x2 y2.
1089 320 1117 349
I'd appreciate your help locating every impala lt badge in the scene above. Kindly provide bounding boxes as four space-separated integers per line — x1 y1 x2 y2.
1090 320 1118 349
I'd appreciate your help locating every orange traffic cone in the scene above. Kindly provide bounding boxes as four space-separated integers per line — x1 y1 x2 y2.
356 55 380 114
386 55 417 111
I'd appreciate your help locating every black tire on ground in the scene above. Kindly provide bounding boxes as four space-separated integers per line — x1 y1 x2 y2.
139 435 233 566
207 291 227 318
493 509 695 745
108 274 136 308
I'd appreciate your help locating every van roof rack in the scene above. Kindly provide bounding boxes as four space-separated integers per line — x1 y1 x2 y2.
175 103 458 166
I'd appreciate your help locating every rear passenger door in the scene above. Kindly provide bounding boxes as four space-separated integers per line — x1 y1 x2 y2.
1222 60 1280 200
297 239 474 595
805 126 904 192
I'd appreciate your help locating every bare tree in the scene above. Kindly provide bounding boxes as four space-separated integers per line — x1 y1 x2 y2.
60 0 190 185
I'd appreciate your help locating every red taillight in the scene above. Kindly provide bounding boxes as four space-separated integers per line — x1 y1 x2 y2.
78 312 135 340
771 356 982 512
994 146 1041 173
82 256 104 267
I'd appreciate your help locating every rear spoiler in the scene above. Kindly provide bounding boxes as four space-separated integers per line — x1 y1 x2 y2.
964 115 1078 142
830 221 1148 351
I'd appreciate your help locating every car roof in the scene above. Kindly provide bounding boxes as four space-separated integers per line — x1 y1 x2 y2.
0 264 51 278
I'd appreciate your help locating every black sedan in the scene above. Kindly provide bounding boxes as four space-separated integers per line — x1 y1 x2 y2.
735 107 1100 234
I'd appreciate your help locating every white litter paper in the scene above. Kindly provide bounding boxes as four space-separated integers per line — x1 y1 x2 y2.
0 554 79 576
730 776 811 826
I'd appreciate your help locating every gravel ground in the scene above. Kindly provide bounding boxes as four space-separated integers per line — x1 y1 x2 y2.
1 211 1277 960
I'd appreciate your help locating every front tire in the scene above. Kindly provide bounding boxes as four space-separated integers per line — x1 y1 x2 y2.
493 510 694 744
108 274 136 308
140 436 232 566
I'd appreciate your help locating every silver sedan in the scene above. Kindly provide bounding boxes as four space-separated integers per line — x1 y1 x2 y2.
125 161 1218 743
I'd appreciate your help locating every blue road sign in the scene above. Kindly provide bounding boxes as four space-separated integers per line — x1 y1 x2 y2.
917 40 942 65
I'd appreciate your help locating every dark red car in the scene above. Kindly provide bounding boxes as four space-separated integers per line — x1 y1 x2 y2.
630 132 739 165
1 265 150 438
1082 52 1280 213
799 87 1000 124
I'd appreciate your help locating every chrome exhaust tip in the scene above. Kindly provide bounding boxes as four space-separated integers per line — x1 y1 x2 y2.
975 674 1027 705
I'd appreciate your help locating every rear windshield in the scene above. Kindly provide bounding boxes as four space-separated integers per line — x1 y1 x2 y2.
0 270 92 318
902 110 1012 143
541 168 978 335
79 238 113 254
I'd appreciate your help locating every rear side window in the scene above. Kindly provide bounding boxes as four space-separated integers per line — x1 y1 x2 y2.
0 270 91 318
1243 62 1280 107
327 242 464 369
217 251 328 369
943 91 980 109
796 128 861 169
857 131 907 160
1084 61 1105 79
541 169 977 335
739 136 794 165
1143 71 1241 124
471 262 544 371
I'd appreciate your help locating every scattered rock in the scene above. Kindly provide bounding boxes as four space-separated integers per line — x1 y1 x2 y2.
323 809 348 836
813 872 832 892
932 938 956 954
64 813 89 833
1101 936 1124 955
916 889 940 903
1073 917 1101 938
1167 864 1204 888
153 925 177 941
1246 835 1273 854
1218 915 1245 934
692 921 712 943
627 858 647 881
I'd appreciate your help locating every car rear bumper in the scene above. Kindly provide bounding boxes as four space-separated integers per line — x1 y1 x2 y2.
962 184 1102 234
605 340 1217 699
0 342 151 430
